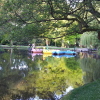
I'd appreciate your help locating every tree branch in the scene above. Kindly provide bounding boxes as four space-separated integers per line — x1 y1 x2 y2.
84 0 100 18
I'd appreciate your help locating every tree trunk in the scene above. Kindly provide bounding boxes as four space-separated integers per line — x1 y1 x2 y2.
10 40 13 46
98 31 100 40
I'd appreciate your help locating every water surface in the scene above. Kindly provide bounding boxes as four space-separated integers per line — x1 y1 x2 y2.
0 49 85 100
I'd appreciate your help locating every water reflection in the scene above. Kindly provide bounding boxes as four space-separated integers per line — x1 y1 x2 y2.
0 49 83 100
52 54 76 58
79 52 100 84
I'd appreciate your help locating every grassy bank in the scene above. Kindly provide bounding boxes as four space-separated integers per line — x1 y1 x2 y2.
0 45 74 50
0 45 29 50
61 79 100 100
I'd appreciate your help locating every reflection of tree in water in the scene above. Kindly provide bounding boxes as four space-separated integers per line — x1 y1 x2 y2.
0 50 83 100
8 57 82 100
9 63 68 100
0 74 24 100
79 52 100 84
0 66 67 100
0 50 29 100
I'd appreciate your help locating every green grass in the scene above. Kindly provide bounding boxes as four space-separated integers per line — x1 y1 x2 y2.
0 45 75 50
61 79 100 100
0 45 29 50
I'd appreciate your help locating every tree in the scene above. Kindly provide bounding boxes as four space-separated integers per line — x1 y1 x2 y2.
0 0 100 43
80 32 99 48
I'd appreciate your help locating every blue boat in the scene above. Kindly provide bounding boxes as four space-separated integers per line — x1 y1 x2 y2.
52 50 65 55
63 50 76 55
52 50 76 55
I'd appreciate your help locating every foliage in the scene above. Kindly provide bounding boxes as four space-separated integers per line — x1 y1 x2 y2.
64 33 81 47
80 32 99 48
0 0 100 45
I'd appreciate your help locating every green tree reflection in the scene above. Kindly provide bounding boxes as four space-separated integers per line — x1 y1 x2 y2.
12 57 83 99
79 52 100 84
0 50 83 100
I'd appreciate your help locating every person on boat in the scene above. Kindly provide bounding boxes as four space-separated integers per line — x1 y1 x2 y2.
29 44 32 47
28 44 32 51
32 43 35 49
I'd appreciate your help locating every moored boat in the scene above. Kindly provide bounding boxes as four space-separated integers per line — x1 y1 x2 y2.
28 48 43 53
52 50 76 55
43 49 54 54
64 50 76 55
52 50 65 55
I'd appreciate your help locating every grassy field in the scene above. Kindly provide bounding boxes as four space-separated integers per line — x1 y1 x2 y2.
61 79 100 100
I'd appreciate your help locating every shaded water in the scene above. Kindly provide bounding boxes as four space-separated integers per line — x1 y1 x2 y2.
1 49 99 100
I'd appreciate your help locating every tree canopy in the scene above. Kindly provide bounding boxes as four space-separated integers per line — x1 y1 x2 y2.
0 0 100 44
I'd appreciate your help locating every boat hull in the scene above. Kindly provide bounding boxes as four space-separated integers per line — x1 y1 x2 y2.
52 54 76 58
43 50 56 54
28 48 43 53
